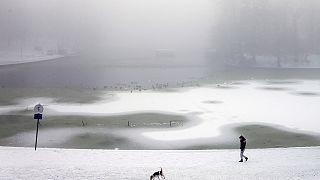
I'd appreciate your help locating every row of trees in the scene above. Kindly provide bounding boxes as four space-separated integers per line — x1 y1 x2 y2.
212 0 320 66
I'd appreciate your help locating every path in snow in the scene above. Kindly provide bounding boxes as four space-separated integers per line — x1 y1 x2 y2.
0 146 319 179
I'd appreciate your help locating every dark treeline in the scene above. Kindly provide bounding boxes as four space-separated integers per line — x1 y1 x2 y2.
212 0 320 67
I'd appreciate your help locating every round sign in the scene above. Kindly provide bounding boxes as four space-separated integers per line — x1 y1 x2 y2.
34 104 44 113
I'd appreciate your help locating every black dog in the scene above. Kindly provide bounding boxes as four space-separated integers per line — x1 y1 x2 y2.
150 167 165 180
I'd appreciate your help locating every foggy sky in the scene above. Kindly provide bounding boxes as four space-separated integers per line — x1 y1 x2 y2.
1 0 319 66
0 0 215 60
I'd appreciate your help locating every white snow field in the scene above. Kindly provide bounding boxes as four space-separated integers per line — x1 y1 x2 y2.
0 146 319 180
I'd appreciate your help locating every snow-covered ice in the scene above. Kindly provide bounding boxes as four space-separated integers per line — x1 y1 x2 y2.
0 80 319 142
0 146 319 180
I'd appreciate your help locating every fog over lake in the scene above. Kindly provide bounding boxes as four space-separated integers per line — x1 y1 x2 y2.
1 0 320 87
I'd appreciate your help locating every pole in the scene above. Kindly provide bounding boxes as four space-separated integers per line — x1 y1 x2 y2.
35 119 39 151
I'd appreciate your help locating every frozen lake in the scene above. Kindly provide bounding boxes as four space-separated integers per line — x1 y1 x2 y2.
50 80 320 140
0 79 319 149
0 57 320 149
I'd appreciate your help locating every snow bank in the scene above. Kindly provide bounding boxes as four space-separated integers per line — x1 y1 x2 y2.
0 53 64 66
0 146 319 179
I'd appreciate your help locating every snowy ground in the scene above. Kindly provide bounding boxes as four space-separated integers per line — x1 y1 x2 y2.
0 146 319 180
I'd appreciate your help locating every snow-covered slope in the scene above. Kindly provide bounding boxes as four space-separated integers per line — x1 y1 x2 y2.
0 53 64 66
0 146 319 180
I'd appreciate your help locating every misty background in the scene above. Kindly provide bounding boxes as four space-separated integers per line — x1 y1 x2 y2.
1 0 320 66
0 0 214 66
0 0 320 88
213 0 320 67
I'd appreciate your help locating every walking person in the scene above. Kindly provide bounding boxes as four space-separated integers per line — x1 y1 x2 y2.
239 135 248 162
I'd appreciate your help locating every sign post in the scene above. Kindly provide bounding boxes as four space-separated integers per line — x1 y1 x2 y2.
34 104 44 151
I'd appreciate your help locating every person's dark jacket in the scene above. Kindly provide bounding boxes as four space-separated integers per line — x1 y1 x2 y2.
240 137 246 150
